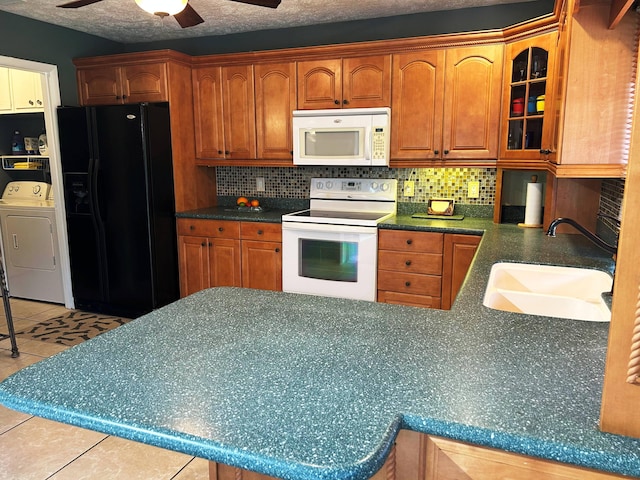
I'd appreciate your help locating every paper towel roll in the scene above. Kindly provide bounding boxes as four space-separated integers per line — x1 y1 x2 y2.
523 182 543 226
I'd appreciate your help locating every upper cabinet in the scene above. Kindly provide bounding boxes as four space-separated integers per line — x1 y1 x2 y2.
77 62 168 105
499 33 556 166
391 44 503 166
192 64 257 163
499 0 637 177
297 55 391 109
0 68 44 113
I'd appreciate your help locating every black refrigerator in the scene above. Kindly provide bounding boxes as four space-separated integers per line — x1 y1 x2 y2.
57 102 179 318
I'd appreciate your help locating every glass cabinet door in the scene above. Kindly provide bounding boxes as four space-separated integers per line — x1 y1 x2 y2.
501 33 556 162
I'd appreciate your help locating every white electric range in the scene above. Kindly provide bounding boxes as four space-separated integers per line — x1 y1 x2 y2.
282 177 397 301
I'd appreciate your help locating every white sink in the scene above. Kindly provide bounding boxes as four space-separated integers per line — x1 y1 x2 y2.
483 262 613 322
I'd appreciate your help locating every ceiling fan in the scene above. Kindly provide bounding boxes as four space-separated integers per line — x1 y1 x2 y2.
56 0 282 28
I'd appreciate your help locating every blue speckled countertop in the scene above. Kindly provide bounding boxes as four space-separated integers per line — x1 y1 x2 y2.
1 213 638 480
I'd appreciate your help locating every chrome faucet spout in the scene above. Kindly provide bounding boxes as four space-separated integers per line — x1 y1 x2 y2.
546 217 618 256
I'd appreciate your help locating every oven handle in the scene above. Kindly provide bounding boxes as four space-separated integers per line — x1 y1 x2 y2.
281 221 376 235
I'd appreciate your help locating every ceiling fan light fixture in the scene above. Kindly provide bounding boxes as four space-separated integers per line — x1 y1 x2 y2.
135 0 188 17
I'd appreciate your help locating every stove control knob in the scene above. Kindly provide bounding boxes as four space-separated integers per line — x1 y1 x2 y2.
381 182 390 191
33 185 41 195
316 181 324 190
371 182 379 190
326 181 333 189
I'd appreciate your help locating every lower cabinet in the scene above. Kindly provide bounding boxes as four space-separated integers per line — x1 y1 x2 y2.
208 430 627 480
377 230 480 310
177 218 281 297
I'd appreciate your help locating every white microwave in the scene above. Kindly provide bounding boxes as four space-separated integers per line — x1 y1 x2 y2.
293 107 391 166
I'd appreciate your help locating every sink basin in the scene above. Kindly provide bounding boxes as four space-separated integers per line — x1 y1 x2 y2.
483 262 612 322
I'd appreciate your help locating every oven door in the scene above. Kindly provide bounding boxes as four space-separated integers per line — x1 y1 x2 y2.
282 221 378 301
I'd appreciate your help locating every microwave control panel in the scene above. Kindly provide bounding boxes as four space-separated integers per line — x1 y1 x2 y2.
372 127 387 160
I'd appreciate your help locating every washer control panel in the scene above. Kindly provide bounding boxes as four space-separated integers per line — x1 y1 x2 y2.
2 181 51 201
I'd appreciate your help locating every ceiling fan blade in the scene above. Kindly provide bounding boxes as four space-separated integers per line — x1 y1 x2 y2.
229 0 281 8
57 0 103 8
174 3 204 28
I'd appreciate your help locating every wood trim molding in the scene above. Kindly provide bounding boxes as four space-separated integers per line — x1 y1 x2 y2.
73 49 193 68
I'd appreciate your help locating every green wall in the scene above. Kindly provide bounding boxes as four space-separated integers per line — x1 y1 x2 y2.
0 12 123 105
125 0 554 56
0 0 554 105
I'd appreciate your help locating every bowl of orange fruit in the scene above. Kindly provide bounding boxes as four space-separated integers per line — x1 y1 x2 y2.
236 196 263 212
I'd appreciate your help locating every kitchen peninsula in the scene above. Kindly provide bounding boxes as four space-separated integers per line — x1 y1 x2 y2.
0 221 637 480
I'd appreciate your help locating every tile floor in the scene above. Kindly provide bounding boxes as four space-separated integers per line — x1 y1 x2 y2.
0 298 210 479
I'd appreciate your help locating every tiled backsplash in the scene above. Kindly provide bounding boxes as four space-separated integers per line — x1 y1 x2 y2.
216 166 497 205
216 166 625 229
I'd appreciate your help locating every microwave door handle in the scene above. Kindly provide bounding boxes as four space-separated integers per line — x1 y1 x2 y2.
365 128 372 160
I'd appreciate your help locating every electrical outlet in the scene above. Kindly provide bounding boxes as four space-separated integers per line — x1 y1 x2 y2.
468 181 480 199
256 177 265 192
403 180 415 197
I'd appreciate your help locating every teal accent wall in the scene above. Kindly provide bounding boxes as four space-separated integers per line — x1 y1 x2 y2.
125 0 555 55
0 11 123 105
0 0 554 104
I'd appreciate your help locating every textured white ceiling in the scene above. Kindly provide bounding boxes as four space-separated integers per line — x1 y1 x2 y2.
0 0 537 44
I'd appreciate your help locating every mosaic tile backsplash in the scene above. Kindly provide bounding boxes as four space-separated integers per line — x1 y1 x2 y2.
216 166 497 205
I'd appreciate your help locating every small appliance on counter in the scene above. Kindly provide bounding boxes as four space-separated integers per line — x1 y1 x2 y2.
412 199 464 220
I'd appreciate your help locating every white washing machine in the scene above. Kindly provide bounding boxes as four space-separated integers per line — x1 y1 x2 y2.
0 181 64 303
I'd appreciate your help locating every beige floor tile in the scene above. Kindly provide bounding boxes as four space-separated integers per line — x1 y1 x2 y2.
0 416 107 480
8 298 66 319
0 404 31 434
50 435 194 480
0 348 45 380
10 337 69 358
173 457 210 480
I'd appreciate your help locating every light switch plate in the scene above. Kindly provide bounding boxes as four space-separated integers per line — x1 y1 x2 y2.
468 181 480 198
404 180 415 197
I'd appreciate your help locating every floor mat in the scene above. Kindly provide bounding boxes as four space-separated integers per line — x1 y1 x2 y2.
17 311 131 346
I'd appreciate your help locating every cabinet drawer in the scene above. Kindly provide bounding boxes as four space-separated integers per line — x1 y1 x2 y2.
377 290 441 309
378 250 442 275
177 218 240 238
377 271 441 296
378 230 443 253
240 222 282 242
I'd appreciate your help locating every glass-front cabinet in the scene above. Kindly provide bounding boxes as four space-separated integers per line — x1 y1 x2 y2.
500 33 557 164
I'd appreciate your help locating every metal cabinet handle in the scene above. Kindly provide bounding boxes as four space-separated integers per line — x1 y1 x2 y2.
405 281 411 287
218 150 223 154
218 227 224 232
201 241 206 247
225 151 230 155
443 149 449 154
275 248 280 253
343 99 349 105
406 239 413 245
190 225 195 230
334 99 340 105
257 230 263 235
405 260 412 266
434 150 439 155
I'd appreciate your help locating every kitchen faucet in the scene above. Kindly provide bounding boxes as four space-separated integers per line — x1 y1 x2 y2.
546 216 619 256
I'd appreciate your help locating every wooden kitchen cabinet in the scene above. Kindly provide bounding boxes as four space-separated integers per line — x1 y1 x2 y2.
177 218 242 297
254 62 296 162
378 230 480 310
177 219 282 297
192 64 256 162
391 44 503 166
377 229 444 308
441 233 481 310
76 62 168 105
208 429 626 480
240 222 282 291
297 54 391 109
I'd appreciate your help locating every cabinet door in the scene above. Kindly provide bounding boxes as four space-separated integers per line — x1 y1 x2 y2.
222 65 257 159
391 50 445 160
500 33 556 163
77 66 122 105
442 45 503 160
297 58 342 109
241 240 282 291
120 63 168 103
255 62 296 160
209 238 242 287
10 69 44 112
0 67 12 112
441 234 480 310
342 55 391 108
193 66 225 160
177 235 210 297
